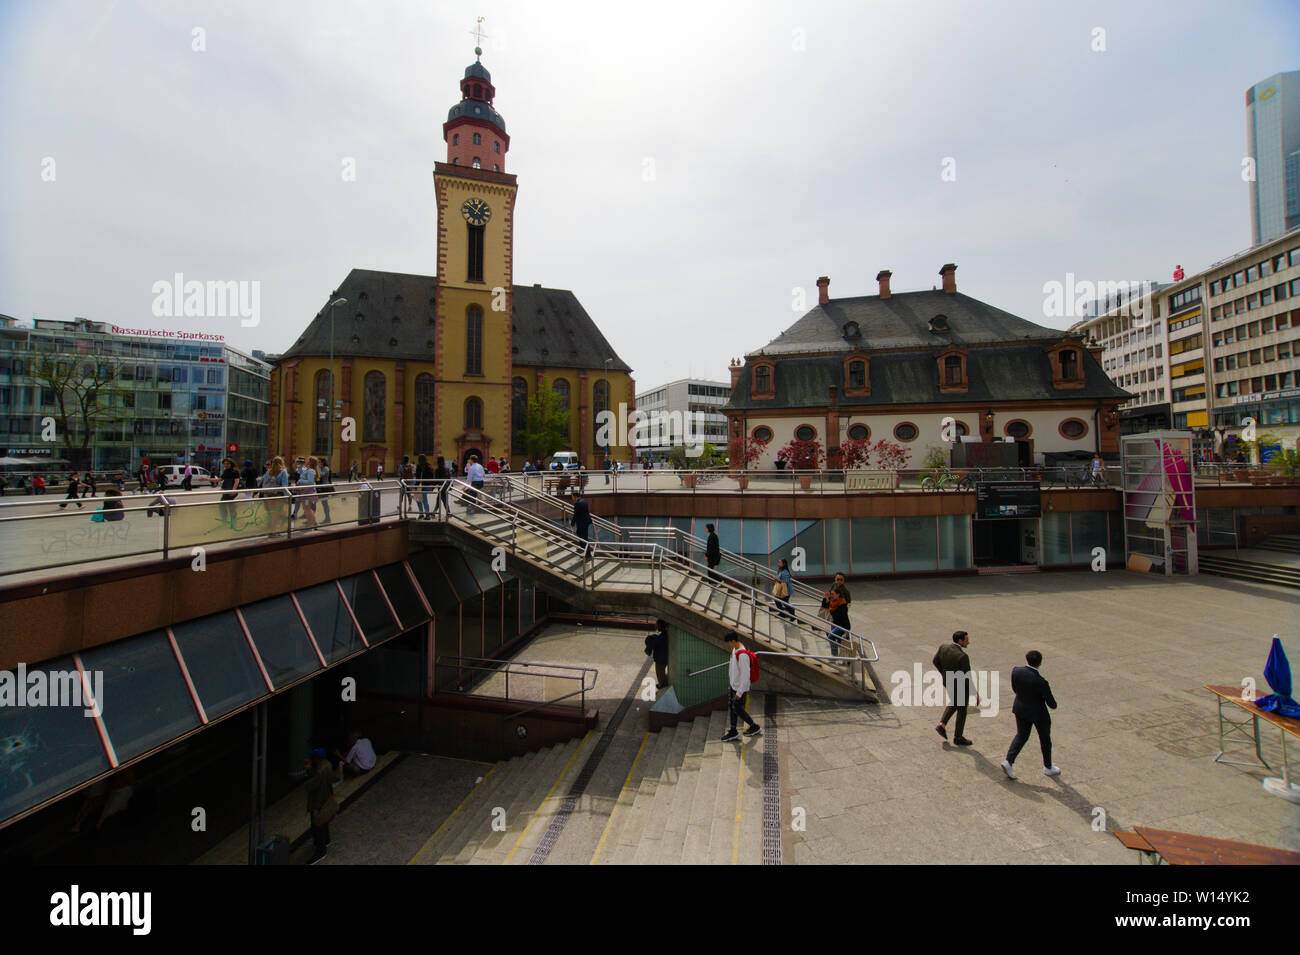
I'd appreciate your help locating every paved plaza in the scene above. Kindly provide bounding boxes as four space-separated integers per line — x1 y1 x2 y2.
296 569 1298 864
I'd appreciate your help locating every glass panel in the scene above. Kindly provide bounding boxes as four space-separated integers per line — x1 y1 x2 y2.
741 519 770 569
850 517 893 573
937 515 971 570
1042 512 1072 564
793 520 826 576
375 563 428 632
0 655 114 824
295 583 363 664
240 595 322 687
348 629 422 699
339 572 399 645
501 579 520 645
895 517 936 572
437 550 481 601
1071 512 1108 564
80 632 200 763
462 551 501 594
482 584 504 656
1108 511 1125 564
170 612 267 719
824 518 851 576
519 578 535 631
409 550 460 612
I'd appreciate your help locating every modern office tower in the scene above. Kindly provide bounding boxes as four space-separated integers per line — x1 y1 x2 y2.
1247 71 1300 246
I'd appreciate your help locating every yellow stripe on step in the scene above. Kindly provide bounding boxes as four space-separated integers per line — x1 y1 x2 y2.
407 764 497 865
590 732 650 865
504 732 592 864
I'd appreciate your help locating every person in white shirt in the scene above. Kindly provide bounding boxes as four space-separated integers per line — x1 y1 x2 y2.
465 455 486 512
721 632 762 742
335 731 377 779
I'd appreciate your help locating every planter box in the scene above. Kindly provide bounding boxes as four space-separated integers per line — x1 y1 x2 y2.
683 474 698 488
799 476 812 491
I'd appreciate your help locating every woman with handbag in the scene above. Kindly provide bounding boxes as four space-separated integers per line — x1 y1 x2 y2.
771 558 795 621
305 749 337 865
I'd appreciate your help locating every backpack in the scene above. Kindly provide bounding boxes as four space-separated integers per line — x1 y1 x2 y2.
401 463 414 480
644 634 655 656
739 648 759 683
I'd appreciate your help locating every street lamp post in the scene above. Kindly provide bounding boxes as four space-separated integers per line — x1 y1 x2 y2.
603 357 612 460
327 297 346 468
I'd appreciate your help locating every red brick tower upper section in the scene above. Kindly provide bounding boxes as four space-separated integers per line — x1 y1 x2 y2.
443 49 510 172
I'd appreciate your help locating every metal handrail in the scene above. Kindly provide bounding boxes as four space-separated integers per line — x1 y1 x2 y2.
434 479 879 690
434 655 599 721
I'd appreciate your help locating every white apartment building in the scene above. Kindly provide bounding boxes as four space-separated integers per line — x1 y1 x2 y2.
634 378 730 456
1071 227 1300 456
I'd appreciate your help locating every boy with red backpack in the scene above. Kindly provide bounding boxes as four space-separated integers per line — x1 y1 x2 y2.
721 631 762 742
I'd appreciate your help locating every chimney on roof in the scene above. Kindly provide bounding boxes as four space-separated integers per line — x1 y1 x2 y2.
940 264 957 294
876 270 892 300
729 358 743 389
816 276 830 306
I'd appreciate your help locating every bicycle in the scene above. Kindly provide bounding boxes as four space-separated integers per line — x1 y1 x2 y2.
921 467 971 491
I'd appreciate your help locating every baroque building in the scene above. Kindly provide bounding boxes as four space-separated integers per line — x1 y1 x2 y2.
269 52 632 473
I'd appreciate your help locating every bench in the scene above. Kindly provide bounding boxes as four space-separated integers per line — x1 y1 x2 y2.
1116 826 1300 865
543 474 588 496
846 473 897 490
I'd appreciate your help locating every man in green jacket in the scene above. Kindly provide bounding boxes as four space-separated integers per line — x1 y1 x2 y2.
305 749 336 865
934 631 979 746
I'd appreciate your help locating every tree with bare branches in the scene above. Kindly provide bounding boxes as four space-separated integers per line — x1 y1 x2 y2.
27 346 133 471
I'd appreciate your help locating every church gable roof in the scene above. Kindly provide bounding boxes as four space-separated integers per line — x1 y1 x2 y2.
280 269 629 372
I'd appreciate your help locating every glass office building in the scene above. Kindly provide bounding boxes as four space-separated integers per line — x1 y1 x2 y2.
1247 71 1300 246
0 316 270 473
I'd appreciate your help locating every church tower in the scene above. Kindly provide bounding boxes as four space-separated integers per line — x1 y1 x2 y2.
432 44 518 466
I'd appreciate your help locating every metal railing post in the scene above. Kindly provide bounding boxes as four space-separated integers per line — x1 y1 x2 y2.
162 499 171 559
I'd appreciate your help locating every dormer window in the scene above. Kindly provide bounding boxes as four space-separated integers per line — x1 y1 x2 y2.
751 360 775 399
936 346 969 394
843 321 860 340
1060 349 1078 380
842 353 871 397
929 315 950 334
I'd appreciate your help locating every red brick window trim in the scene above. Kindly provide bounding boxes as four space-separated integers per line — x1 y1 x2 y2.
893 421 919 442
935 346 969 393
1004 419 1032 439
842 353 870 397
1059 417 1089 440
751 361 776 399
1047 343 1087 389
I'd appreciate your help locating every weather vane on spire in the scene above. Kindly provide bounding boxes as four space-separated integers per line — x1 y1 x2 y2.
470 16 487 58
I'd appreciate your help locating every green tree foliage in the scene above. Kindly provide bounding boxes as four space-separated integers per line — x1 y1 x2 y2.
28 347 132 471
519 378 570 461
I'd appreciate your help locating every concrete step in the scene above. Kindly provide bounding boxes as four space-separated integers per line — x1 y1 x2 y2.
607 727 677 864
445 739 577 864
419 753 521 863
436 748 549 864
606 727 677 865
1199 556 1300 589
736 693 767 866
680 709 729 865
477 734 590 865
654 713 713 864
632 724 693 864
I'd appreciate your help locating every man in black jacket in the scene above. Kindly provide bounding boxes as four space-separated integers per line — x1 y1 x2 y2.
933 630 978 746
1001 650 1059 780
572 493 592 559
705 523 721 581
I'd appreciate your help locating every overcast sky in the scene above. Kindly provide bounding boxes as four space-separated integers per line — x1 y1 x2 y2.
3 0 1298 389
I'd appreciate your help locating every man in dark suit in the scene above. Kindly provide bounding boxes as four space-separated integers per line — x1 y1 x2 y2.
1001 650 1059 780
705 523 721 581
572 493 592 559
933 630 978 746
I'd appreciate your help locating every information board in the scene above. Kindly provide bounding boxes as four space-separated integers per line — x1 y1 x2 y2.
975 481 1041 520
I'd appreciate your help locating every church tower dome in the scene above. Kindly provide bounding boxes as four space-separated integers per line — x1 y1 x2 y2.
443 47 510 172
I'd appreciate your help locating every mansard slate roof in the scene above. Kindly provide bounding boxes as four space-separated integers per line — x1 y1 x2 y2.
728 289 1128 410
281 269 630 372
750 290 1061 356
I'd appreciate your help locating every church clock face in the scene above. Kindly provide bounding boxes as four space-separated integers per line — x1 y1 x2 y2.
461 197 491 226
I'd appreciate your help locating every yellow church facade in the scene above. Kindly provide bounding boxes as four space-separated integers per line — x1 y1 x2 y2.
268 54 633 474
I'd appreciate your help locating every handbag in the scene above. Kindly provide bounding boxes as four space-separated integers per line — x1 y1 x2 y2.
771 580 788 599
312 795 338 828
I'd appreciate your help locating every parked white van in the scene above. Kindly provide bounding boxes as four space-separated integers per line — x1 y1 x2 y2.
549 452 580 470
157 465 219 488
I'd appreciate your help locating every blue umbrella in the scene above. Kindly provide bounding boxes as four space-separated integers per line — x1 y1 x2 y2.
1254 637 1300 718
